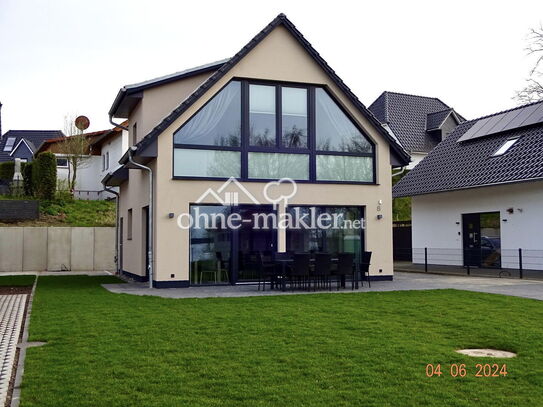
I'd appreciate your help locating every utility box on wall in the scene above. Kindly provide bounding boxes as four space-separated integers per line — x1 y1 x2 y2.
0 200 39 221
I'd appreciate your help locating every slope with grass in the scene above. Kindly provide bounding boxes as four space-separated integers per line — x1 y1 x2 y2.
21 276 543 406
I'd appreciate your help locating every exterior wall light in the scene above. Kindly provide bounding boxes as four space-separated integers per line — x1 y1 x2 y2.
168 213 175 218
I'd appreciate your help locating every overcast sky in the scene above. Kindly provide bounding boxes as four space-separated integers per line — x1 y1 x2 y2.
1 0 542 133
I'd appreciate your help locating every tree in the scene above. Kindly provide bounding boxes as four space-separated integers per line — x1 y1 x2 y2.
58 114 91 193
516 25 543 103
33 152 57 200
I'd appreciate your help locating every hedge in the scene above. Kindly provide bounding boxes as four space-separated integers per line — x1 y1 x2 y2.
0 161 15 182
23 162 33 196
32 152 57 200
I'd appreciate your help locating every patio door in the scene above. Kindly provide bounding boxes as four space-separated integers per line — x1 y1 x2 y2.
233 205 276 283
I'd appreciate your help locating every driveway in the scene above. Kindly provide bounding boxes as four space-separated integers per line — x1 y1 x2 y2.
103 272 543 301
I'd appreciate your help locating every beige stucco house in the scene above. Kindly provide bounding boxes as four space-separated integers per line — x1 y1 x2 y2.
103 14 410 288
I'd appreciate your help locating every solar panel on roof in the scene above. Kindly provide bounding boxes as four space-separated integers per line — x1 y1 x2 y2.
457 117 493 142
484 109 523 135
458 101 543 142
520 102 543 128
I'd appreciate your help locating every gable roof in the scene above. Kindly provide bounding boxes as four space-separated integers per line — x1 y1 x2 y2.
369 91 465 153
0 130 64 162
10 138 34 156
120 13 410 166
393 100 543 197
109 59 229 118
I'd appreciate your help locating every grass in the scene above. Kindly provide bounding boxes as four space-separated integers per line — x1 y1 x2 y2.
0 275 35 286
0 197 115 227
20 276 543 406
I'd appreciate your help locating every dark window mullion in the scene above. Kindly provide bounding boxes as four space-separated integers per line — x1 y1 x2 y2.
309 86 317 181
276 85 282 148
241 80 249 180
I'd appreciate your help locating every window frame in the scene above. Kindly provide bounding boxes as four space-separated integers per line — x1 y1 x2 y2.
3 137 16 152
172 79 376 184
56 157 69 168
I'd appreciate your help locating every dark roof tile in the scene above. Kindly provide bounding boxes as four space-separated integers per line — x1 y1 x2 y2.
393 100 543 197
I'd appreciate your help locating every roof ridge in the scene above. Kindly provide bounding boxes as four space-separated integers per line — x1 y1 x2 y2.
427 107 453 115
383 90 444 101
462 99 543 125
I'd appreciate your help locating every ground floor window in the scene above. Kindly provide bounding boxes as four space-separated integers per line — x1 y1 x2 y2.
189 204 364 285
286 206 364 263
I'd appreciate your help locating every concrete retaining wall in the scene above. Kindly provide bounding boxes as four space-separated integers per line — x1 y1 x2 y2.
0 227 115 272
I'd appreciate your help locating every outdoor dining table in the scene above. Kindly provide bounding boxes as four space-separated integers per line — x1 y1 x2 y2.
272 256 351 291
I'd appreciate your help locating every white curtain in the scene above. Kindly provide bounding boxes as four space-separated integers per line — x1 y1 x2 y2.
175 81 240 145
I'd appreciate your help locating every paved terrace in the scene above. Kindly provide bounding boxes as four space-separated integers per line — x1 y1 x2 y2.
103 272 543 301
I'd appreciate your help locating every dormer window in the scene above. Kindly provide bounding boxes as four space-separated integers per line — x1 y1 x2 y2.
3 137 16 152
493 138 519 156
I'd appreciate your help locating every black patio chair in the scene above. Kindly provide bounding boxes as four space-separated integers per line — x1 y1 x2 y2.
313 253 333 291
289 253 311 290
334 252 356 290
359 251 372 288
257 252 279 291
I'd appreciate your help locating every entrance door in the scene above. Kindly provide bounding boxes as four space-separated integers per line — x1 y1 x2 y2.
463 212 501 268
233 205 276 283
462 213 481 267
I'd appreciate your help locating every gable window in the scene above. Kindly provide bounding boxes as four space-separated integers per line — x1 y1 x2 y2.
174 81 241 147
173 80 375 183
492 138 519 156
249 84 276 146
3 137 16 152
282 87 308 148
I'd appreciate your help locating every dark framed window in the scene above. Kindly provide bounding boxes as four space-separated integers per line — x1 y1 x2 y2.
173 79 375 183
127 208 133 240
286 206 365 263
132 123 138 146
56 157 68 168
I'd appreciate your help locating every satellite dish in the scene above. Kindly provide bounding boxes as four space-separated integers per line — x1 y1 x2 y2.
75 115 90 131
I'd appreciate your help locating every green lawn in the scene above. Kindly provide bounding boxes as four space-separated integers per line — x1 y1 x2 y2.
20 276 543 406
0 275 35 286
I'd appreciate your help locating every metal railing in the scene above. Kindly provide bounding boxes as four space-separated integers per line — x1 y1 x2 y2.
394 247 543 280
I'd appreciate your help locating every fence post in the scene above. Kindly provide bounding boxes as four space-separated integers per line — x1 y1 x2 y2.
519 248 523 279
424 247 428 273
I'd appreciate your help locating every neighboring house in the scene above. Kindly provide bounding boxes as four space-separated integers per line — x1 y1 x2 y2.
0 130 65 163
369 91 464 169
393 100 543 270
103 13 410 287
37 124 129 199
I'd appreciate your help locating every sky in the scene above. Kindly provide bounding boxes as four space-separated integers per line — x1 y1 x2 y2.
0 0 542 133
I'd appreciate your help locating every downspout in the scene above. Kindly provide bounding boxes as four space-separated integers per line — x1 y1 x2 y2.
392 166 406 178
103 186 120 275
127 147 154 288
109 114 129 131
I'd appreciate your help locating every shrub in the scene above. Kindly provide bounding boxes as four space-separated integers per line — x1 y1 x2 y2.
22 162 33 196
33 152 57 200
0 161 15 182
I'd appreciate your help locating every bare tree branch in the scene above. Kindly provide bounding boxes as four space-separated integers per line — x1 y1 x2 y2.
516 25 543 103
57 114 91 194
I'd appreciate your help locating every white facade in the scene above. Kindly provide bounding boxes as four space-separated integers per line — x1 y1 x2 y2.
55 129 128 200
406 152 427 170
411 181 543 270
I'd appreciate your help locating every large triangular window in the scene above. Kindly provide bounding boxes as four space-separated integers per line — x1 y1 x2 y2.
174 81 241 147
315 88 373 153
